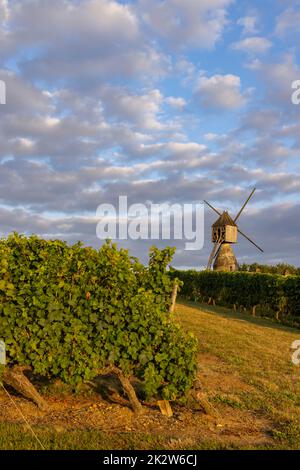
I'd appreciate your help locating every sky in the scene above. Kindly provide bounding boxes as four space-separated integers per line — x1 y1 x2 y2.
0 0 300 268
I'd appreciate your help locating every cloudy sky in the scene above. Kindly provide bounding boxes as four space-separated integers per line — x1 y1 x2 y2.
0 0 300 268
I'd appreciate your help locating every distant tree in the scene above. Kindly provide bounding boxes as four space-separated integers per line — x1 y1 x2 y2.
239 263 299 275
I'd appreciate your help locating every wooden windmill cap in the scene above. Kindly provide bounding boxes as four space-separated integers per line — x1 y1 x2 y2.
212 211 237 227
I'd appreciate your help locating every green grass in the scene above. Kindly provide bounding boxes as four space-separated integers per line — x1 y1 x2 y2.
0 424 166 450
1 300 300 450
177 300 300 448
0 422 247 450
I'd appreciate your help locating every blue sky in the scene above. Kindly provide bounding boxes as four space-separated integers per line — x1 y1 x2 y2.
0 0 300 267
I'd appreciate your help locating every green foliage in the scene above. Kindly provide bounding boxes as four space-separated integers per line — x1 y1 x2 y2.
171 269 300 327
0 234 197 399
239 262 300 276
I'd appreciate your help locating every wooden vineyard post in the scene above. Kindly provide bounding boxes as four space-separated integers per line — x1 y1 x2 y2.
157 400 173 417
169 282 178 314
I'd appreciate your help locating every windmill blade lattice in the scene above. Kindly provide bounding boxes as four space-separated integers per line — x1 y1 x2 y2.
204 188 264 271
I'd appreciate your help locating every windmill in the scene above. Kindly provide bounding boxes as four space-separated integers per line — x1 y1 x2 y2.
204 188 264 271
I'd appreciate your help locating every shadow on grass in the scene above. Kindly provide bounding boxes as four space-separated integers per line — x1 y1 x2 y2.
177 297 300 333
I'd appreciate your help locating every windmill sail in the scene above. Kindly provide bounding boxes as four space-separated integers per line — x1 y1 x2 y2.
204 188 263 271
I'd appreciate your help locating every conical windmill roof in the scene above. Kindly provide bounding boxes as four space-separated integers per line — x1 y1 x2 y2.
212 211 237 227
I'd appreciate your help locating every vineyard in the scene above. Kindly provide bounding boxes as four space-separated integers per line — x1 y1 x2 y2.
0 234 300 450
171 270 300 328
0 234 197 408
0 300 299 450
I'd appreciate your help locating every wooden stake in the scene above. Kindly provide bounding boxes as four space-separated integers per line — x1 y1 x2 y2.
169 283 178 314
157 400 173 417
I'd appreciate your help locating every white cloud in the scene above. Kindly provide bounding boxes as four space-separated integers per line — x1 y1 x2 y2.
45 117 60 127
16 137 35 150
204 133 220 141
248 53 300 105
237 15 258 35
100 87 166 130
239 109 279 133
0 0 9 24
165 142 207 156
139 0 232 49
195 74 246 110
0 69 51 115
3 0 167 83
13 0 139 43
175 58 197 85
275 7 300 37
166 96 187 110
232 36 272 55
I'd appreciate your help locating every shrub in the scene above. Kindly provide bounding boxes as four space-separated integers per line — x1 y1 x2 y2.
0 234 197 400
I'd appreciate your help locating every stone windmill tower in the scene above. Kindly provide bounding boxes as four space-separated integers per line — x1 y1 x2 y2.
205 188 263 271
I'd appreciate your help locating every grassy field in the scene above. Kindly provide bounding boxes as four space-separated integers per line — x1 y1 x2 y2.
178 301 300 448
0 300 300 450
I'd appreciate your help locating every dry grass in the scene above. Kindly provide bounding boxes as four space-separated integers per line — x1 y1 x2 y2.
177 300 300 448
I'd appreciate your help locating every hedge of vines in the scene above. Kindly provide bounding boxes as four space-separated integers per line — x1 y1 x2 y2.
171 270 300 327
0 234 197 400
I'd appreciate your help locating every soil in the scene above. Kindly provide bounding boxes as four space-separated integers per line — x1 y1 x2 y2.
0 362 275 449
